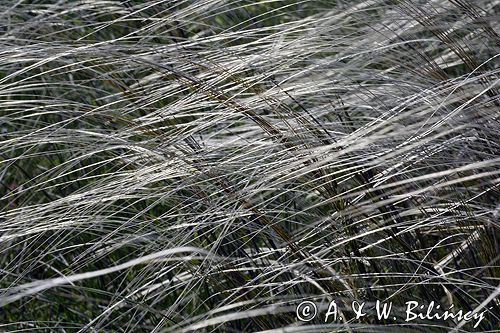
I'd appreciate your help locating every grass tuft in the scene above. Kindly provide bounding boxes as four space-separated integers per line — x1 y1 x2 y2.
0 0 499 332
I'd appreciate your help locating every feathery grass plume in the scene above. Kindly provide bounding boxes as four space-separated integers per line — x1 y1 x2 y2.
0 0 499 332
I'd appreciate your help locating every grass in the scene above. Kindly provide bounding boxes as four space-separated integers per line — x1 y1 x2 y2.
0 0 499 332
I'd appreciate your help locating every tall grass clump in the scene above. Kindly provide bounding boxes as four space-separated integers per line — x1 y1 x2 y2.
0 0 499 332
